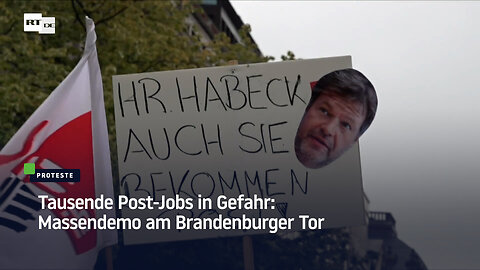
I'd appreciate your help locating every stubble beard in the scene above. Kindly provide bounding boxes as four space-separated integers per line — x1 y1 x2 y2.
294 135 331 169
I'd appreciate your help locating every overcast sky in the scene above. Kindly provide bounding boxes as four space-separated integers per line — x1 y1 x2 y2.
230 1 480 269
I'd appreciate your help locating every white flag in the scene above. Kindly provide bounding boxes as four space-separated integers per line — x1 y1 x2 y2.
0 17 117 269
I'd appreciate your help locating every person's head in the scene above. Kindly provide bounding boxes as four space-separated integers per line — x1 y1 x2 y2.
295 68 377 169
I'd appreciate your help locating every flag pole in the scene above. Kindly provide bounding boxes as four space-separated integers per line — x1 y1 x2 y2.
242 235 255 270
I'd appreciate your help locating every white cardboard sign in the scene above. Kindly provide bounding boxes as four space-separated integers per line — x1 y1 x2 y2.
113 56 366 244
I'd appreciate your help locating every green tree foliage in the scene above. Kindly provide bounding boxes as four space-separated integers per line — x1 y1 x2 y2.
281 50 296 61
0 0 270 153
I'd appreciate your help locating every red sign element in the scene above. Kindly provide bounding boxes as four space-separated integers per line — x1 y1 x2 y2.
11 112 96 254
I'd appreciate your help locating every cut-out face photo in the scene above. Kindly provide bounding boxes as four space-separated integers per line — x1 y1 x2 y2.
295 69 378 169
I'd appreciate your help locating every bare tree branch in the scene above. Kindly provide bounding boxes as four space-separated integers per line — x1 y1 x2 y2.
71 0 85 29
96 6 128 26
75 0 92 19
3 21 16 35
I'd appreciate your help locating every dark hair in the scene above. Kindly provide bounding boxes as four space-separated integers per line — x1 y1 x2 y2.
308 68 378 136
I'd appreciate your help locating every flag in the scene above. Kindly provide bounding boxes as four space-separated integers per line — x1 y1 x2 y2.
0 17 117 269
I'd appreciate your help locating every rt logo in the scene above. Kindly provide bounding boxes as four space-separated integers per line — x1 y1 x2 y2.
24 13 55 34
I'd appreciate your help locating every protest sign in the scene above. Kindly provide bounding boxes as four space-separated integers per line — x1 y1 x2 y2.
113 56 366 244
